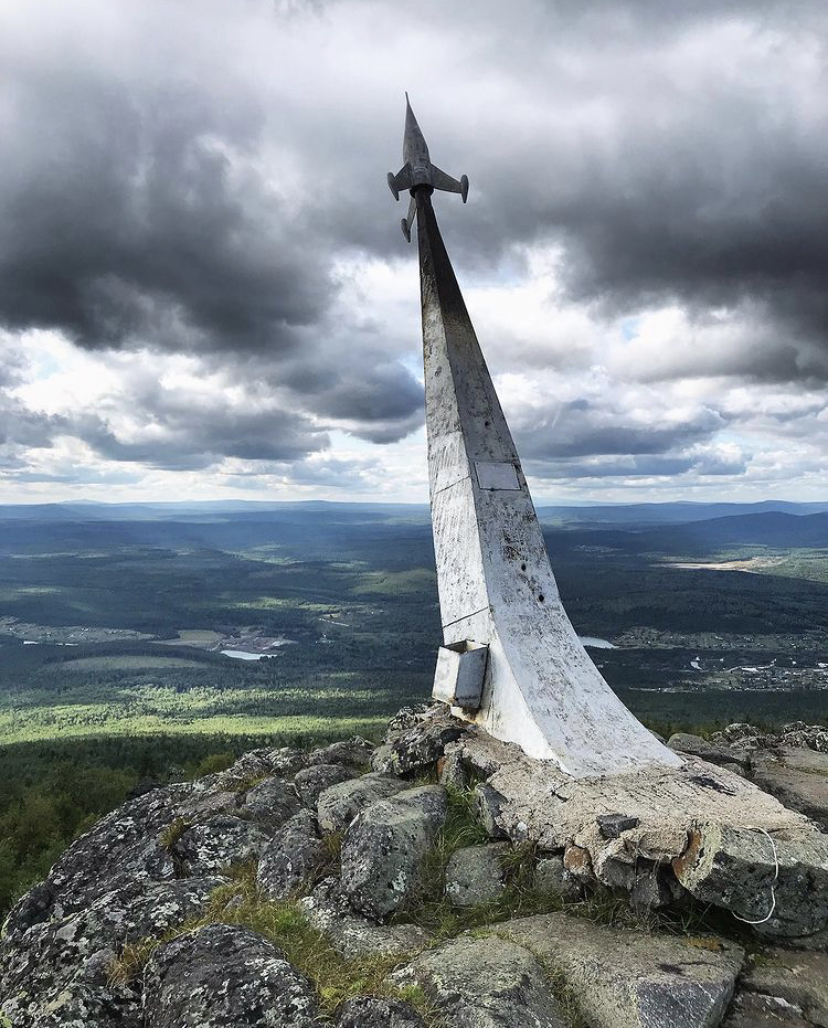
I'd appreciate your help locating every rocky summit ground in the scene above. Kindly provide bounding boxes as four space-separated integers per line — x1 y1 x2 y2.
2 707 828 1028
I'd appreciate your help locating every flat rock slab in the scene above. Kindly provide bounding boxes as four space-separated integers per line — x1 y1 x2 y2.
742 948 828 1027
143 923 318 1027
392 935 565 1028
494 912 743 1028
752 747 828 826
317 772 408 834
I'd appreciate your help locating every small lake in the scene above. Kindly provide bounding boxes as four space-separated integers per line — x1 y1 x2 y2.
578 636 616 649
221 649 269 661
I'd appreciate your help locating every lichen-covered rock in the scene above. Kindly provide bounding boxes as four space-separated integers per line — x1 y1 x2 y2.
341 785 448 919
673 823 828 938
143 923 318 1027
445 843 509 907
212 747 307 790
534 854 582 902
317 772 408 834
308 736 375 769
392 934 565 1027
779 723 828 754
241 776 301 828
337 996 426 1027
299 876 430 957
257 809 326 899
294 763 356 808
172 815 272 875
752 747 828 827
5 783 191 929
371 705 466 776
496 912 744 1028
0 877 220 1028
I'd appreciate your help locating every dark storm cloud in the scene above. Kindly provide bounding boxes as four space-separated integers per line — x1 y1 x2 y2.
517 400 727 460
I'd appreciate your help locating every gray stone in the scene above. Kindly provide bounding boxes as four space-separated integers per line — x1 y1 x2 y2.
723 992 812 1028
391 935 565 1027
257 810 327 900
473 783 509 838
317 772 408 834
173 815 271 875
742 948 828 1027
668 732 749 768
496 912 743 1028
341 785 448 919
143 923 318 1027
178 789 242 820
534 855 582 902
672 823 828 937
780 723 828 754
0 876 219 1028
298 877 431 957
752 747 828 826
445 843 509 907
213 747 305 790
241 776 301 828
371 706 466 776
596 812 641 838
308 736 375 769
629 866 683 912
337 997 426 1027
294 763 356 808
438 749 471 789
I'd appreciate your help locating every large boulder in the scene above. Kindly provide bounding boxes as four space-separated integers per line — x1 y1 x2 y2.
495 912 744 1028
391 935 565 1027
341 785 448 919
172 816 272 875
371 706 466 776
257 810 327 900
294 764 356 808
308 736 375 769
143 923 318 1027
317 772 408 834
241 776 301 828
444 843 509 907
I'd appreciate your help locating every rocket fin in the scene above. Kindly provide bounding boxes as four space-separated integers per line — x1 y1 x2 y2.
431 165 466 196
388 164 414 200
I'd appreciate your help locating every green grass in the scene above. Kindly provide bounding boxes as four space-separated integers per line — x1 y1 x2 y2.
107 863 439 1024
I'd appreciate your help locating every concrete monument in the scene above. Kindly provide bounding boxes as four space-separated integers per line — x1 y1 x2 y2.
389 96 681 776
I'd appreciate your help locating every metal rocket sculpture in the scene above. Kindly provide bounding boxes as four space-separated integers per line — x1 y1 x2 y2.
391 95 681 776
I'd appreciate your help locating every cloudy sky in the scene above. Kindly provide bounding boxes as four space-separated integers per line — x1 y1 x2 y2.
2 0 827 504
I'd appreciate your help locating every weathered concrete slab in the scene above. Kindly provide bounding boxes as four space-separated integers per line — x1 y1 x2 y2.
673 823 828 938
392 934 565 1027
494 912 743 1028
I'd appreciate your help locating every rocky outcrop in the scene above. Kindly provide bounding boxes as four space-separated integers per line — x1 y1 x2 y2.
4 714 828 1028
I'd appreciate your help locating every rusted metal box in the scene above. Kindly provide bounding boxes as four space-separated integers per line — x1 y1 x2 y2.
432 640 488 710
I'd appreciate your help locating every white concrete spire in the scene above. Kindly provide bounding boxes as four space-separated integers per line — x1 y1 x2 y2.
414 187 681 777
